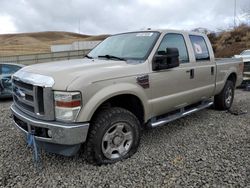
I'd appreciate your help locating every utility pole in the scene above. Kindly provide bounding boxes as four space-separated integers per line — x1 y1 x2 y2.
77 20 80 55
234 0 237 28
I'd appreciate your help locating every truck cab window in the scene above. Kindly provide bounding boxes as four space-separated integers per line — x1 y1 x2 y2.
157 33 189 63
189 35 210 61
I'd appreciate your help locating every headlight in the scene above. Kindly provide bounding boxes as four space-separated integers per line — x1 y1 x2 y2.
54 91 82 122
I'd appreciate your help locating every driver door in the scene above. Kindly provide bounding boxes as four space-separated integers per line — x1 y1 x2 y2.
149 33 200 117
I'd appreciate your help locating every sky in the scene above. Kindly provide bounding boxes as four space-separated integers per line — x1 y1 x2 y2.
0 0 249 35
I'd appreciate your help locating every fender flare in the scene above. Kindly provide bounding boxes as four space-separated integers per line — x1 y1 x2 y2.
77 83 150 122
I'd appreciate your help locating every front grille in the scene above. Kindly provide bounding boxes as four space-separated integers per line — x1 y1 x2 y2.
244 62 250 72
12 79 54 121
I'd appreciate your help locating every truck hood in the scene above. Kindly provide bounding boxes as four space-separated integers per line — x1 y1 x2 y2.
234 55 250 62
20 58 147 90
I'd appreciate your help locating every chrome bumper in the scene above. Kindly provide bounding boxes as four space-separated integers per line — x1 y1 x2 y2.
11 104 89 145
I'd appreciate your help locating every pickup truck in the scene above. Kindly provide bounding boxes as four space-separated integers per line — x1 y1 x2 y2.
234 49 250 86
11 29 244 164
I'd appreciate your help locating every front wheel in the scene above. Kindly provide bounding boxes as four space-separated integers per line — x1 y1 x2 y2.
214 80 235 110
85 107 141 165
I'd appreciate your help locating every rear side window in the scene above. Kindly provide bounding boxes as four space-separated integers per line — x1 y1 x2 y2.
189 35 210 61
157 33 189 63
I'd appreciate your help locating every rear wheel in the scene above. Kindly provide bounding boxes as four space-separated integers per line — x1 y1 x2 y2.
214 80 235 110
85 107 141 165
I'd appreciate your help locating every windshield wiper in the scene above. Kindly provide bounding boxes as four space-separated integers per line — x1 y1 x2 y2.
98 55 126 61
85 54 93 59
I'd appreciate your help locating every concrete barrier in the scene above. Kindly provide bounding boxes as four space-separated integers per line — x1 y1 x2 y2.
0 50 90 65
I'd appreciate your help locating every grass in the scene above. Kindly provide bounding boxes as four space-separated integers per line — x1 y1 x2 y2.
0 31 109 56
208 24 250 57
1 25 249 58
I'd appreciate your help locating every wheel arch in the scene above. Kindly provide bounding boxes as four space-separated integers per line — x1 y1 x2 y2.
227 72 237 86
215 71 238 95
214 73 235 110
77 83 150 125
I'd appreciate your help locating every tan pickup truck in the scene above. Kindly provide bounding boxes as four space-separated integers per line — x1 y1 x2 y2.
11 29 244 164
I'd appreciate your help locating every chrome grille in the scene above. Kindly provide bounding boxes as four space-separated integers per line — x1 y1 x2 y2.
12 78 55 121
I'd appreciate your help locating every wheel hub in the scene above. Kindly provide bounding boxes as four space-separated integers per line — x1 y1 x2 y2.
225 87 233 106
102 122 133 159
112 135 124 146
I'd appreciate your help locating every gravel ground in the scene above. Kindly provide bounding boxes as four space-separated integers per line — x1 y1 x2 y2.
0 89 249 187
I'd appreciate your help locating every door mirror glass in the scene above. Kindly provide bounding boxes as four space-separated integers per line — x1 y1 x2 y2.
153 48 180 71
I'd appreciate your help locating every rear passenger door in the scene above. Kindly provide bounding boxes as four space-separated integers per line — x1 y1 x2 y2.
188 35 216 99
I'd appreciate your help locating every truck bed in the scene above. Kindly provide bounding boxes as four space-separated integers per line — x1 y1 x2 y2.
215 58 249 86
215 57 242 64
214 58 243 93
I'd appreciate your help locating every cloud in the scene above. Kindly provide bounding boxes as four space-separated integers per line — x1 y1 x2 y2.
0 15 17 34
0 0 249 34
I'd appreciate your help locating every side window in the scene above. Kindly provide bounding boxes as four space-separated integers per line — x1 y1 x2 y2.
189 35 210 61
157 33 189 63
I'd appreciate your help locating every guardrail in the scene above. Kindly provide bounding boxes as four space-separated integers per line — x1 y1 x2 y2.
0 50 90 65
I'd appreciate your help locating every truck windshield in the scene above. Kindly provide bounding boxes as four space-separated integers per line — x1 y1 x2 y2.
88 32 159 60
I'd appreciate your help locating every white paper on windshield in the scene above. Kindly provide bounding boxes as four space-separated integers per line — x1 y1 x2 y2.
136 33 154 37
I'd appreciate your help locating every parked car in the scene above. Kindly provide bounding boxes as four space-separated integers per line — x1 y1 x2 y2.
11 29 244 164
0 63 24 98
234 49 250 64
234 50 250 86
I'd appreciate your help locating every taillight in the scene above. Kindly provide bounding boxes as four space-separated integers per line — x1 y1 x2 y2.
239 63 244 73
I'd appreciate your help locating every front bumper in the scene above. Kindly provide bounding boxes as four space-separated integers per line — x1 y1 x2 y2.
11 104 89 145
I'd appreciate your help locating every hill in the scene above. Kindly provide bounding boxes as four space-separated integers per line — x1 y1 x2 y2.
208 24 250 57
1 26 249 58
0 31 109 56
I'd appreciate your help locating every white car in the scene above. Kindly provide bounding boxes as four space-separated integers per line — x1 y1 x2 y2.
234 50 250 62
234 50 250 87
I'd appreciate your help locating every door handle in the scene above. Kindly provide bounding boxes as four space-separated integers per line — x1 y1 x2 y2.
211 67 214 75
186 69 194 79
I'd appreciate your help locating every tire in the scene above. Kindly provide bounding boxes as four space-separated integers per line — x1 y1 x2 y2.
214 80 235 110
85 107 141 165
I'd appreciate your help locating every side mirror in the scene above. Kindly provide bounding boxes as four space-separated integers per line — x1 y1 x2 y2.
153 48 180 71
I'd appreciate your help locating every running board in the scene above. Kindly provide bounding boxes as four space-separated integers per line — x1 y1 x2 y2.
150 101 214 128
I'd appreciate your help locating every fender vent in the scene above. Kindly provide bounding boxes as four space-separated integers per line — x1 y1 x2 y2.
136 74 149 89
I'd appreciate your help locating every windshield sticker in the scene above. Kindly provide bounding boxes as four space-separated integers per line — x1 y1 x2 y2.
136 33 153 37
194 43 203 54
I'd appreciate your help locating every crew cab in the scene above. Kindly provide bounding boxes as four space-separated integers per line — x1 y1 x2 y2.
11 29 244 164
